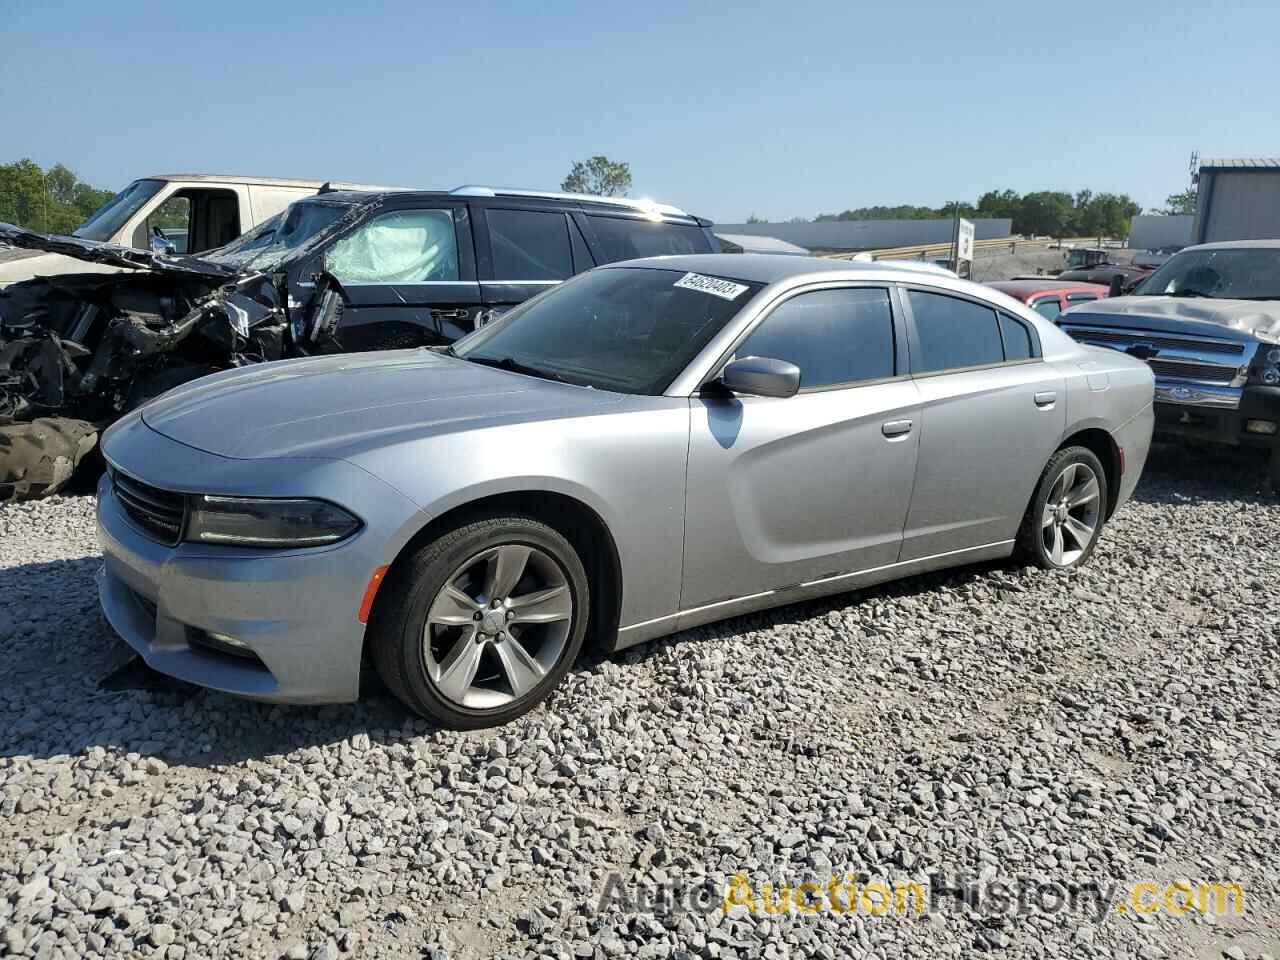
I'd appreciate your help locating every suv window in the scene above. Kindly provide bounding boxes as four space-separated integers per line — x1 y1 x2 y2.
325 209 459 283
1031 297 1061 320
735 288 895 389
586 215 708 261
908 290 1005 372
488 209 572 280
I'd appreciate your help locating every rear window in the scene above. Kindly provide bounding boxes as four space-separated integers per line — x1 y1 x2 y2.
908 290 1005 372
487 209 573 280
586 215 710 262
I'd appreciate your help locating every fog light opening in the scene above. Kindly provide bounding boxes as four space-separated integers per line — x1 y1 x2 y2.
188 628 262 663
1245 419 1278 436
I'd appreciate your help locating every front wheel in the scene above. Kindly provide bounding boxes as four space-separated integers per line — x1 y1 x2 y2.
1016 446 1107 570
368 514 589 729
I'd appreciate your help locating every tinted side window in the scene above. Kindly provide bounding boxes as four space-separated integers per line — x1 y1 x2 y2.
1032 297 1062 320
587 215 708 261
735 288 895 389
999 313 1034 361
325 209 458 283
488 209 572 280
908 290 1004 372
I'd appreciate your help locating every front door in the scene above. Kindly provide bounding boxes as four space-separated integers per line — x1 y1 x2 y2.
681 285 921 610
321 202 481 351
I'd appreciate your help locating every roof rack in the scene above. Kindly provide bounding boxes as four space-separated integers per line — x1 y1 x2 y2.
449 185 689 219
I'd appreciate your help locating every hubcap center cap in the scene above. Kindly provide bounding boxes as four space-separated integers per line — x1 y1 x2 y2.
479 607 507 635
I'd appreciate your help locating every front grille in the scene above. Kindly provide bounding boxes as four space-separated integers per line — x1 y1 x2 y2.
1059 323 1248 386
1148 358 1245 383
112 470 186 545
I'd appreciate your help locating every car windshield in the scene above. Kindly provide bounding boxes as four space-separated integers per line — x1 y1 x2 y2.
1135 247 1280 300
452 267 762 395
202 199 354 271
72 178 165 242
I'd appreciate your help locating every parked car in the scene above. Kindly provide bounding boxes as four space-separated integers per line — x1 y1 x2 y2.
0 186 716 498
95 254 1155 728
1057 239 1280 488
0 174 396 288
986 279 1111 321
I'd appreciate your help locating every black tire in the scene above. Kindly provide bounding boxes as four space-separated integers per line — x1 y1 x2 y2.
369 332 425 352
1270 447 1280 495
368 513 589 729
0 418 98 501
1016 446 1108 570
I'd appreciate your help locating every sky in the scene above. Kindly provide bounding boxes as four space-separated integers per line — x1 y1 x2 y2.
3 0 1278 224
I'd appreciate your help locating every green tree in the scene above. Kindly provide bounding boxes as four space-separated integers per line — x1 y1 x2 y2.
0 158 115 234
1158 189 1197 215
561 155 632 197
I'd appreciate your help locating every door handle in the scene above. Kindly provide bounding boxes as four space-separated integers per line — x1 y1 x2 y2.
881 419 913 438
1034 391 1057 408
432 308 469 321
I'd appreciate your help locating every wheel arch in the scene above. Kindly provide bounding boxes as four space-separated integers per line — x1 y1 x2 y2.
366 488 624 662
1057 425 1122 519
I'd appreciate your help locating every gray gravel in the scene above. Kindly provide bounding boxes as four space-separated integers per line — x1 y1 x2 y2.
2 444 1278 959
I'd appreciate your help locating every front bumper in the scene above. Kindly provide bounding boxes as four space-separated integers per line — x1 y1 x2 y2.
1153 381 1280 450
95 416 426 704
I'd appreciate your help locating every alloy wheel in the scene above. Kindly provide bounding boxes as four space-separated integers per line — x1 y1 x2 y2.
422 543 573 709
1040 461 1102 566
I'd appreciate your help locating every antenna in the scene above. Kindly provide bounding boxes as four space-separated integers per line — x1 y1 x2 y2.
1189 151 1200 186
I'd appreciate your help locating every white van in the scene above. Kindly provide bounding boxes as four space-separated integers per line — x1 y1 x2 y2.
0 174 395 287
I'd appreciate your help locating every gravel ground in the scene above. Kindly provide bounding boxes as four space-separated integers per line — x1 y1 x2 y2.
1 444 1277 960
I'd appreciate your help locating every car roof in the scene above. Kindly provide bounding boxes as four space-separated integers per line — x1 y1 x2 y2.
147 174 400 190
290 186 705 223
605 253 983 285
987 279 1109 297
1183 238 1280 252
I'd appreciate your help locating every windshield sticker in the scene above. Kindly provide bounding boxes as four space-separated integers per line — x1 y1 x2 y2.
673 272 749 301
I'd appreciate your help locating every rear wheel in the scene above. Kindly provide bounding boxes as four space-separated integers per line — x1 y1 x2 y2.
369 514 589 729
1017 446 1107 569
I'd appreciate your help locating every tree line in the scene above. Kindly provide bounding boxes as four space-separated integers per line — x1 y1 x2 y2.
0 159 115 234
804 189 1146 238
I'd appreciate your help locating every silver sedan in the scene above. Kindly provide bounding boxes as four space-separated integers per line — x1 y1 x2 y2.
96 255 1155 728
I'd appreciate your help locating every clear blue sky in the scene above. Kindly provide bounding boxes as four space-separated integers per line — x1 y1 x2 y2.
3 0 1277 223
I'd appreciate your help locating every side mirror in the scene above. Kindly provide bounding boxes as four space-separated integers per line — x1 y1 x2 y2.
720 356 801 398
1108 274 1125 298
149 226 176 256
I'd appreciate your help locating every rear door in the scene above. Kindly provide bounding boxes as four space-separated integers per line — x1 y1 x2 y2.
475 204 583 322
898 286 1065 561
320 201 480 350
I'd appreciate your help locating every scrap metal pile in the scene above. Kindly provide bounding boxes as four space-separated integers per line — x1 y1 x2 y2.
0 224 291 499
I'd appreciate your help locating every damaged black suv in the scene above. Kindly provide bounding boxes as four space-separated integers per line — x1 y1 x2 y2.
0 186 716 497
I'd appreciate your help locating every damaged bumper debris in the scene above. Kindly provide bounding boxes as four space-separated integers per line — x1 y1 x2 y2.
0 222 292 499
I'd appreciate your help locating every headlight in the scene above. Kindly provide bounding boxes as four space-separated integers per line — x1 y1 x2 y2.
185 496 361 547
1249 347 1280 387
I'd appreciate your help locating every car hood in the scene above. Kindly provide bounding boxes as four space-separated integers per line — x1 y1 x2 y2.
139 349 624 459
1062 295 1280 341
0 222 234 281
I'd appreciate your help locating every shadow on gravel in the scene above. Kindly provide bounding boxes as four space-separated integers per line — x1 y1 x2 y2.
1136 441 1275 505
1 439 1272 767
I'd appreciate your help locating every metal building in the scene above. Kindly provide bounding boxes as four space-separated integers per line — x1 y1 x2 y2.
1127 214 1192 251
1192 157 1280 243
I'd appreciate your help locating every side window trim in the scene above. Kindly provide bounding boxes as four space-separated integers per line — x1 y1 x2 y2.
711 282 905 394
896 282 1043 377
